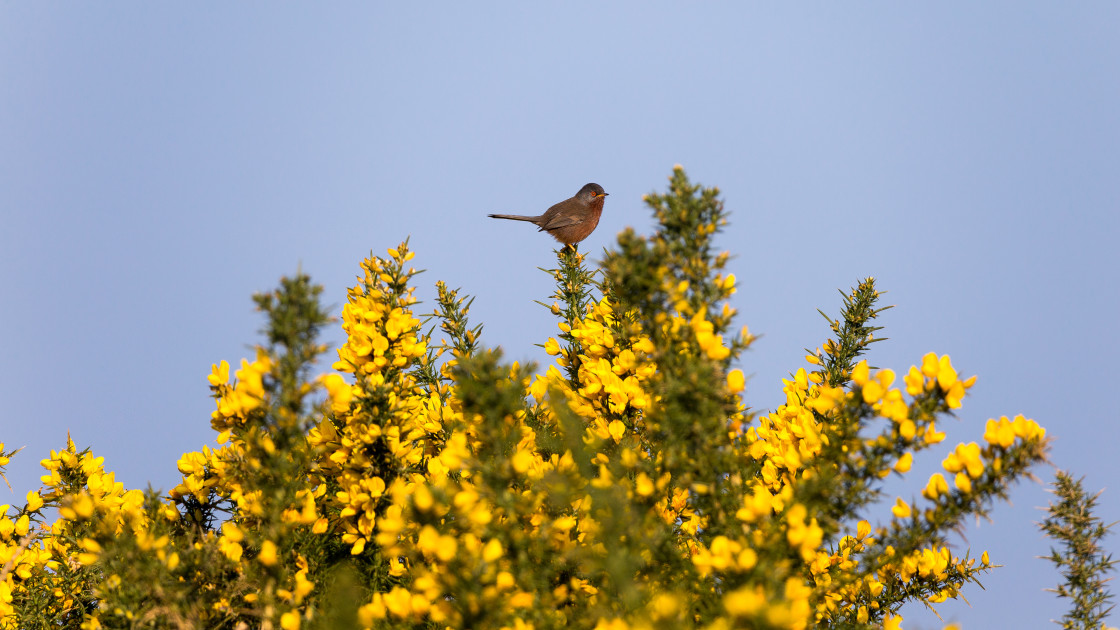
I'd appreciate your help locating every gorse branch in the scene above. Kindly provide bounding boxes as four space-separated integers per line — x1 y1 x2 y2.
1041 471 1117 630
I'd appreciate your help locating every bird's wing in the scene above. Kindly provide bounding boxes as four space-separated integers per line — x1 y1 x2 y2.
538 217 581 231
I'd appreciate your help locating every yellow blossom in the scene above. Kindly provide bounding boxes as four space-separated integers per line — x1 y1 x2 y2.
280 611 301 630
208 360 230 386
723 585 766 616
894 452 913 473
26 490 44 512
903 365 924 395
936 355 958 390
606 420 625 441
892 498 912 519
544 337 562 356
954 472 972 493
259 540 278 566
923 473 949 500
857 520 871 539
483 538 503 563
727 369 745 394
382 586 413 618
321 373 354 414
59 493 95 521
851 360 870 386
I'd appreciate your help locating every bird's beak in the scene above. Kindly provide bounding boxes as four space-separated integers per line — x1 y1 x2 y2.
598 192 609 197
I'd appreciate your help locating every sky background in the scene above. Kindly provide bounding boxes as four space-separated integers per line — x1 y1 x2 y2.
2 4 1118 628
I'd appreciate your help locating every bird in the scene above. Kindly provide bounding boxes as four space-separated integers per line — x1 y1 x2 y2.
488 183 609 246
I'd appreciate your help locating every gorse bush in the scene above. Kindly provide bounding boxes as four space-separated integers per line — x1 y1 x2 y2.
0 167 1075 629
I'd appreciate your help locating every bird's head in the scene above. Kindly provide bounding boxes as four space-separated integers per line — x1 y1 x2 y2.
578 183 609 203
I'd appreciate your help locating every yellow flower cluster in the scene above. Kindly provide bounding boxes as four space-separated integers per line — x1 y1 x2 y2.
0 437 153 627
310 248 442 557
690 311 732 361
733 344 1049 626
537 297 657 437
0 238 1052 630
921 414 1045 496
40 437 146 535
745 368 825 489
332 253 427 378
984 414 1046 447
209 350 273 434
171 416 269 519
901 352 976 409
720 578 812 630
692 534 758 576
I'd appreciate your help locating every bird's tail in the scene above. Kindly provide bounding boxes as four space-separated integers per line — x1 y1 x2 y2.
488 214 538 222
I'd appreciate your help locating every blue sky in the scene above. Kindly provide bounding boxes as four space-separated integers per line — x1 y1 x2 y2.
2 4 1118 627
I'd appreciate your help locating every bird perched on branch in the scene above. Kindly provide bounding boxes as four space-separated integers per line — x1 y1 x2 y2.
488 183 609 246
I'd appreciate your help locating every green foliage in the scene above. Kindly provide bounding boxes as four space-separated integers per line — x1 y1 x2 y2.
1041 471 1117 630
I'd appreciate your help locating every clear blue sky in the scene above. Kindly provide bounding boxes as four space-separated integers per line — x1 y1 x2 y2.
2 4 1118 628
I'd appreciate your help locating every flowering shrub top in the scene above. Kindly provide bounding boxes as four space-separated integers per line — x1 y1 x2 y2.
0 168 1049 630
